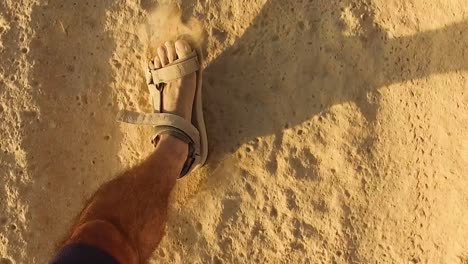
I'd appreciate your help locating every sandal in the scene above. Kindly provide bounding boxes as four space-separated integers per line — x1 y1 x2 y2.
116 49 208 177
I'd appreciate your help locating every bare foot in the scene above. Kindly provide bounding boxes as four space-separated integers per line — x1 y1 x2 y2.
152 40 196 121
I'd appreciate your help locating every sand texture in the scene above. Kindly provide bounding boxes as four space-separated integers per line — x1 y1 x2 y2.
1 0 467 263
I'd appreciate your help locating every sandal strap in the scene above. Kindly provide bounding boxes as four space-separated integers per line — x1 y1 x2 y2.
150 51 199 84
117 110 200 150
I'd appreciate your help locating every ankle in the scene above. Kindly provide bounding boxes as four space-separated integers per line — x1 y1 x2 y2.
154 135 189 164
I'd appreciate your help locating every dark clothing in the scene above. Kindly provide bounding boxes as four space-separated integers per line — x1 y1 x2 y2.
51 243 118 264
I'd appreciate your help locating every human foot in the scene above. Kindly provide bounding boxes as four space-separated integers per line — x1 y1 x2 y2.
150 40 196 121
117 38 208 176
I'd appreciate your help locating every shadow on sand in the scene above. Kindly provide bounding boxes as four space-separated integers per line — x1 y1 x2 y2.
198 0 467 169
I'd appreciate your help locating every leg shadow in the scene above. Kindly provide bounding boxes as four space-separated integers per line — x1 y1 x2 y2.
202 0 468 166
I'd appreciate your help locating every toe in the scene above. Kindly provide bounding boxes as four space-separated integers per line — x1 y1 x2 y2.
165 41 177 63
157 46 169 67
148 60 156 70
153 56 162 69
175 40 193 59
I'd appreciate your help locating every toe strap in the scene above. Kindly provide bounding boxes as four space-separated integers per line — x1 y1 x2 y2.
150 51 199 85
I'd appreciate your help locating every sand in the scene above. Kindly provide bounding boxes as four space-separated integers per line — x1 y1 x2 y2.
0 0 467 263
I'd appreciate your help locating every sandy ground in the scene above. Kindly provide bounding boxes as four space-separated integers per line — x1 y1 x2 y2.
0 0 467 263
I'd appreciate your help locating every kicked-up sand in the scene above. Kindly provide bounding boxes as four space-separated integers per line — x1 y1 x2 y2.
0 0 467 263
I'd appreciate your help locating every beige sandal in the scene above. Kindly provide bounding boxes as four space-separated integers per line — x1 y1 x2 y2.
116 50 208 177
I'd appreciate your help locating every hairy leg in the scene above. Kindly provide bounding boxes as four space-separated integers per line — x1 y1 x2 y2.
65 136 187 263
58 40 197 264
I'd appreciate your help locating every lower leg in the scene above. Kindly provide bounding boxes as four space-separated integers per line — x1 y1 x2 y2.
58 40 197 264
64 135 187 263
